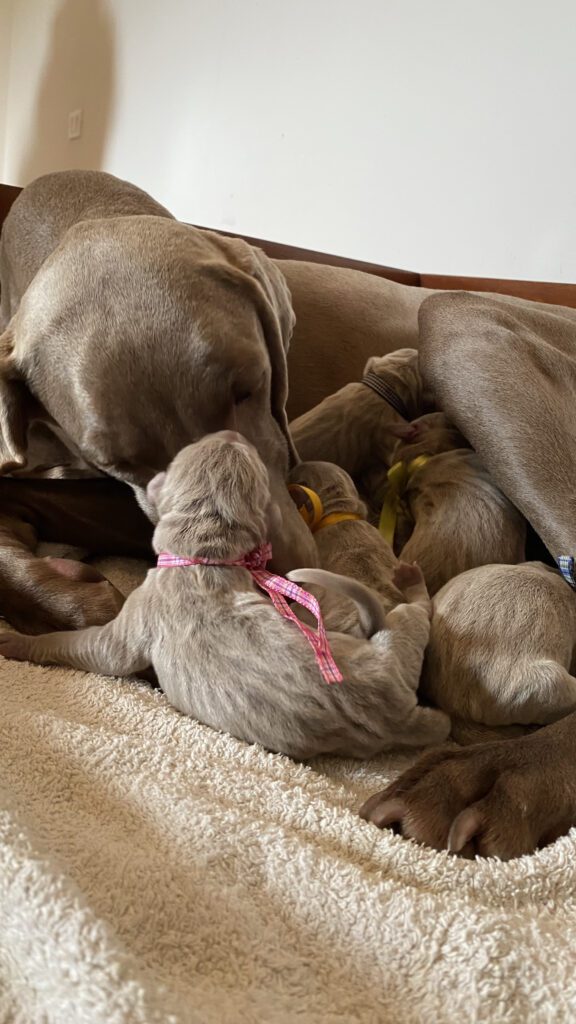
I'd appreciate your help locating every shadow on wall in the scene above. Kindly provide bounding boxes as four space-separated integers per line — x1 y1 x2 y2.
18 0 115 185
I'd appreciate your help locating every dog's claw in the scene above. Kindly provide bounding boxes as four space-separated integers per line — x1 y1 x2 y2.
447 807 483 854
359 796 406 828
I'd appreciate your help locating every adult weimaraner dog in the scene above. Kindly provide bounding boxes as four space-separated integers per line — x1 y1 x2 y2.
0 169 322 632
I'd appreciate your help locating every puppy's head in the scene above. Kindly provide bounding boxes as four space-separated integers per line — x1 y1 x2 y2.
391 412 470 463
149 431 272 560
363 349 434 419
288 461 366 518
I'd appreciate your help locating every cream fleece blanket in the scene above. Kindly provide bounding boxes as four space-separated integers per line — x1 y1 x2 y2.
1 558 576 1024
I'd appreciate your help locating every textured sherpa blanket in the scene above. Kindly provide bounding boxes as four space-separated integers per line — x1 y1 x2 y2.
1 557 576 1024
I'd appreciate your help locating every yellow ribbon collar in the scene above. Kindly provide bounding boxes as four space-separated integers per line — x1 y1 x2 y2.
288 485 364 534
378 456 429 546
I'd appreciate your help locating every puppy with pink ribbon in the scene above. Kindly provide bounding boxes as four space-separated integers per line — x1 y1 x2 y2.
0 432 449 760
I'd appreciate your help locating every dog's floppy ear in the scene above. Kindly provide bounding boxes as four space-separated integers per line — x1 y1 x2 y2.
246 247 298 464
209 233 298 464
249 246 296 356
0 324 29 472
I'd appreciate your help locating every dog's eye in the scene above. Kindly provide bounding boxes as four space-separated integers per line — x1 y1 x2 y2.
234 389 252 405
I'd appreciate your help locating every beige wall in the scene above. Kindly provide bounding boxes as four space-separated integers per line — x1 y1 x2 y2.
0 0 15 177
3 0 114 184
1 0 575 283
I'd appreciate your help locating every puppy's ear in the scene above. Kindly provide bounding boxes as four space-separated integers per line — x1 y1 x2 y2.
146 471 167 507
0 323 29 472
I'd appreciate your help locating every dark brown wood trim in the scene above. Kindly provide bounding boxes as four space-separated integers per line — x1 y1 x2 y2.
0 183 21 232
2 181 575 306
203 226 421 286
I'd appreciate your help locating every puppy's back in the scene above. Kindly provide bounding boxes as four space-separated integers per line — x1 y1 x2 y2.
423 561 576 721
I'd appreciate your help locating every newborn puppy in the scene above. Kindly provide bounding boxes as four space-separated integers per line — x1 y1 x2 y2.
289 349 432 477
287 460 403 636
378 413 527 594
0 432 449 760
361 411 471 522
422 561 576 728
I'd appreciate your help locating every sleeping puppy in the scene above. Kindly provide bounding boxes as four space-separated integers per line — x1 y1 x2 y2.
377 413 527 595
289 349 432 477
361 411 471 523
0 432 449 760
287 460 403 636
422 561 576 729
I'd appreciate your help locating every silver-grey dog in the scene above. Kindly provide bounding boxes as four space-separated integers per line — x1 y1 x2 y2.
0 170 317 634
0 432 450 760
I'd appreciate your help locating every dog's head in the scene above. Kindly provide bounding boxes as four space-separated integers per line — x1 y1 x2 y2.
148 431 272 560
363 349 435 420
288 460 366 519
0 218 297 503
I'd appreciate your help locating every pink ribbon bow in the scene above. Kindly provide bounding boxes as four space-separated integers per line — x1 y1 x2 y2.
157 543 343 684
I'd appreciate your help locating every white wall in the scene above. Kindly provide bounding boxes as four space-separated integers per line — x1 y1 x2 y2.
2 0 575 282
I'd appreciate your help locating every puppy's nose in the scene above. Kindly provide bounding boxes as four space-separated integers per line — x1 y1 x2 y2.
216 429 248 445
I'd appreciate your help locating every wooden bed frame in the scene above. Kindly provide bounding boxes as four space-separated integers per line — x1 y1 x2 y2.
2 181 575 308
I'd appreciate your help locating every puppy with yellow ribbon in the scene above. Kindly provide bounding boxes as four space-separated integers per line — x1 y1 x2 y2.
288 461 410 637
285 460 449 747
376 412 527 594
378 456 429 549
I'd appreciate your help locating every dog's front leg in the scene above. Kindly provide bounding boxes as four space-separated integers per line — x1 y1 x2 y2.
0 474 151 633
0 512 126 634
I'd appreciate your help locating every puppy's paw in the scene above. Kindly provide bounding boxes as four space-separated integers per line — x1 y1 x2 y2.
393 562 431 617
393 561 425 592
387 422 419 442
0 633 34 662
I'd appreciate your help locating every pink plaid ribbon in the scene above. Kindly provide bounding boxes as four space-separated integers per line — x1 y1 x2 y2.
157 543 343 684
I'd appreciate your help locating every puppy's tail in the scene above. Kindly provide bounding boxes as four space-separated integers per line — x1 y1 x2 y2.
286 568 386 637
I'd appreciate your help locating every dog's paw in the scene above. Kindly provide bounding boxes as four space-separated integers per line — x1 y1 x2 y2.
358 730 576 860
393 561 425 592
0 633 34 662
